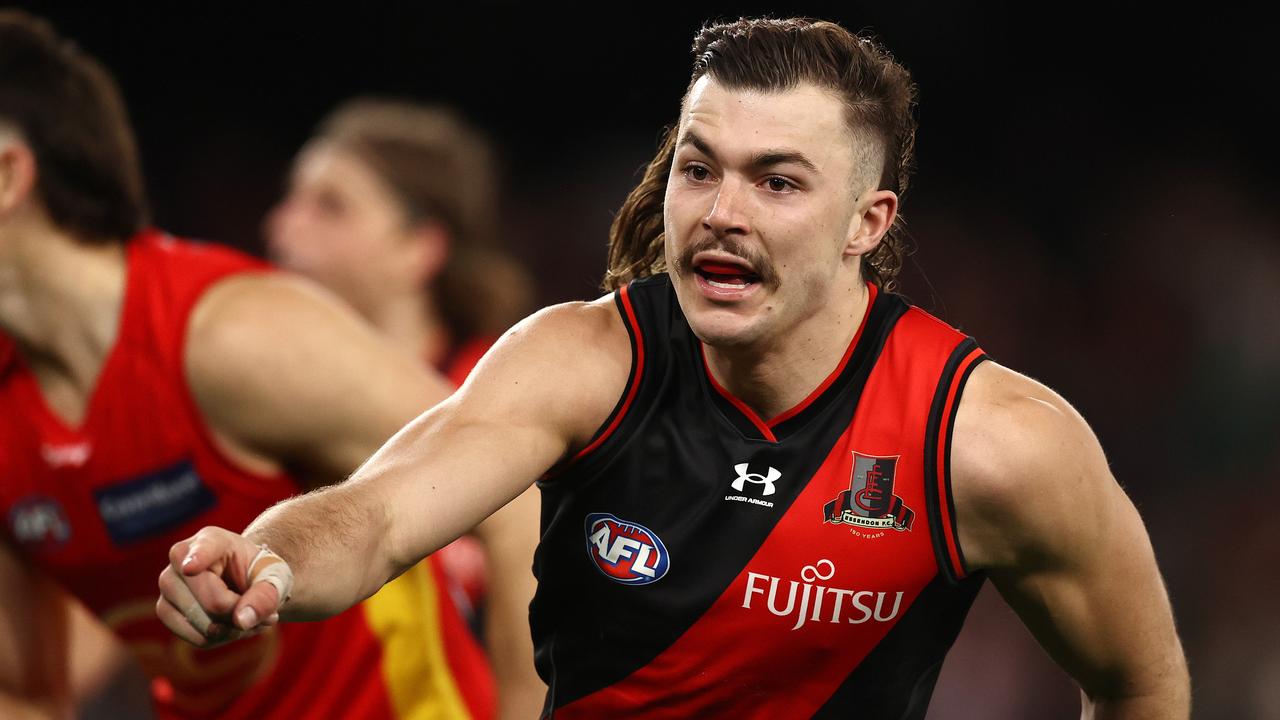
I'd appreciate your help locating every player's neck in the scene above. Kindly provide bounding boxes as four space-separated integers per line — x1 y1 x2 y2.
703 281 869 421
368 289 450 368
0 221 126 387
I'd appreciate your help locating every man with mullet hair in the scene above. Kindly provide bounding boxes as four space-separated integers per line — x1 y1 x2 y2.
161 17 1190 718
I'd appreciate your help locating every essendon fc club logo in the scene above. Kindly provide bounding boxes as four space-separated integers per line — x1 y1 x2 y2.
823 452 914 532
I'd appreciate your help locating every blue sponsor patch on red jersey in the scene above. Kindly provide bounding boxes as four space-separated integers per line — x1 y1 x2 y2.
585 513 670 585
93 459 216 545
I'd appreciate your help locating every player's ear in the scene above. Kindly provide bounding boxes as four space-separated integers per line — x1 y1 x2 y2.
0 135 38 218
843 189 897 259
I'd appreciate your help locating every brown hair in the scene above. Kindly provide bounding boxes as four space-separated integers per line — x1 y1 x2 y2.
604 17 917 291
316 99 530 337
0 10 149 241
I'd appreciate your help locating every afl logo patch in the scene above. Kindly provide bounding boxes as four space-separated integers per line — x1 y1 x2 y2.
585 513 670 585
9 495 71 551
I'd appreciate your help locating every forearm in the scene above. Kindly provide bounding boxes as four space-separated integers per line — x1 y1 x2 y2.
1083 689 1190 720
484 585 545 720
245 402 549 622
1081 661 1191 720
476 489 546 718
243 481 395 621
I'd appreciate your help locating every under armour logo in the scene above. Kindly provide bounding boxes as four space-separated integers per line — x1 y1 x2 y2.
731 463 781 496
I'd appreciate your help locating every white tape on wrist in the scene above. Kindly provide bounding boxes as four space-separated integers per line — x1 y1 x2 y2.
247 544 294 607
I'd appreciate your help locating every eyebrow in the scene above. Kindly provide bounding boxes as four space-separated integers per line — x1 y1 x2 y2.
679 131 820 174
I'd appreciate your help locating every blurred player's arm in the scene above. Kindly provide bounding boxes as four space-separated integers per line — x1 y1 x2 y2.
471 486 545 719
183 272 548 715
0 541 68 719
183 272 455 487
952 362 1190 719
0 542 142 719
157 296 626 626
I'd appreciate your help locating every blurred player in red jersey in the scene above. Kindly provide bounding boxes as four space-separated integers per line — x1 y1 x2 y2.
0 11 535 719
265 98 544 713
267 99 536 388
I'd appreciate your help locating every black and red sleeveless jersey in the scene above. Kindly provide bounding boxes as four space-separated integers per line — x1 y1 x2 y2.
531 273 989 719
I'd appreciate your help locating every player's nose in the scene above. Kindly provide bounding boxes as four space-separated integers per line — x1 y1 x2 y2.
701 177 751 236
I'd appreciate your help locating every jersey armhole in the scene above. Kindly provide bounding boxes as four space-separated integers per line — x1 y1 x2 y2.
924 338 988 584
540 285 645 481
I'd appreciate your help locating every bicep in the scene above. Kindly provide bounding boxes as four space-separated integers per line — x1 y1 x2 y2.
187 273 454 487
954 365 1186 702
351 301 630 574
987 479 1180 699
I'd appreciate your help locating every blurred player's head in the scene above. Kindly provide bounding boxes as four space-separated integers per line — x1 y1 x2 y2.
0 10 149 245
268 100 496 300
605 17 915 299
267 99 524 340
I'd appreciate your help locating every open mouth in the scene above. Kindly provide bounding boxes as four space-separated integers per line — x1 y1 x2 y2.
694 260 762 289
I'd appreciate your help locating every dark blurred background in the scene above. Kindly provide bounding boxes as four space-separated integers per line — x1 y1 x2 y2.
25 2 1278 717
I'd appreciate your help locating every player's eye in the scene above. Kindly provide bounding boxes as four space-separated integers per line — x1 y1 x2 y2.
765 177 794 193
683 164 712 182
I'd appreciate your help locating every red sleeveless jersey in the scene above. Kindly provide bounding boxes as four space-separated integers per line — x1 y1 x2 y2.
530 274 988 718
441 337 496 389
0 230 494 719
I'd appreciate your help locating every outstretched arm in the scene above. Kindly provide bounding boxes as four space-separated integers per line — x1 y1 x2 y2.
157 298 629 639
952 362 1190 719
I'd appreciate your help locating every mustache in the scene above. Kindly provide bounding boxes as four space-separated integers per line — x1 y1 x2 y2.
673 236 778 288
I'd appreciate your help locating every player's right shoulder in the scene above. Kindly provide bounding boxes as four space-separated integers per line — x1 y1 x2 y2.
525 295 628 344
452 294 633 452
950 361 1114 573
477 295 629 373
